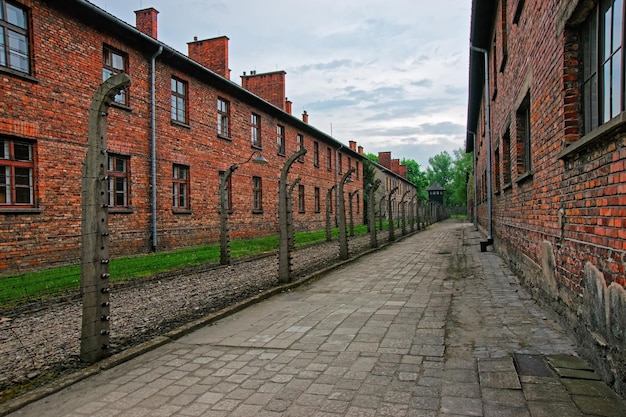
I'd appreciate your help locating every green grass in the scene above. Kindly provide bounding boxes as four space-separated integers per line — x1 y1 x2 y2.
0 224 374 309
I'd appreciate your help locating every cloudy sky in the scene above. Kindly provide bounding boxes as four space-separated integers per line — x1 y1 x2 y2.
90 0 471 169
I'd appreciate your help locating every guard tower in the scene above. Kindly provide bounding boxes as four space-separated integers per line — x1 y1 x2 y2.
426 182 445 206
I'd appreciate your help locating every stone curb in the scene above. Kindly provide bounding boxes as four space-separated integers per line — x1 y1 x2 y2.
0 231 416 416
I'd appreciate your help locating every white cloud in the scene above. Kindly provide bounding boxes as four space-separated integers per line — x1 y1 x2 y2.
91 0 471 168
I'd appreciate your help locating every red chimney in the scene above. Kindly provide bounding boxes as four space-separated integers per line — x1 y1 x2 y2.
349 140 357 151
378 152 391 169
399 164 408 179
135 8 158 39
358 146 364 155
188 36 230 80
302 111 309 123
391 159 400 175
241 71 287 111
285 98 292 115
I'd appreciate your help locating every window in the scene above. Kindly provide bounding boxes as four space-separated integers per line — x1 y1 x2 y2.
581 0 624 133
298 184 305 213
516 93 531 175
252 176 262 212
251 113 261 147
356 161 360 179
277 124 285 155
502 129 512 185
314 187 320 213
0 138 34 206
0 1 29 74
297 134 304 162
172 164 189 209
217 97 229 138
103 46 128 105
107 154 129 208
327 147 332 171
338 154 343 174
218 170 232 211
171 77 187 124
313 141 319 167
494 147 501 191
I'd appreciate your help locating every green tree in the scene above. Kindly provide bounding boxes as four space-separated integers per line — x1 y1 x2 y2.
401 158 428 200
448 148 472 207
426 151 453 191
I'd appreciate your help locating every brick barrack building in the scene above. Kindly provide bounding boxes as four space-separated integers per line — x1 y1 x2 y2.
467 0 626 395
0 0 417 273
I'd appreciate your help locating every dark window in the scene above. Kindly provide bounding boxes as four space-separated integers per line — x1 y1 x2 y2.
356 161 360 179
252 176 262 211
251 113 261 148
173 164 189 209
218 97 229 137
502 129 512 185
327 147 332 171
107 154 129 208
494 146 501 191
171 77 187 124
103 46 128 105
516 93 531 174
0 1 29 74
338 154 343 174
277 124 285 155
581 0 624 134
314 186 320 213
297 134 304 162
313 141 319 167
0 138 34 206
298 184 305 213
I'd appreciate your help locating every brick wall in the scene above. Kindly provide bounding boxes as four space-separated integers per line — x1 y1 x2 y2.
469 0 626 395
0 1 365 273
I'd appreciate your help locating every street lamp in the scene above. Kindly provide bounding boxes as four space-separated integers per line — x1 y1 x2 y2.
219 151 267 265
338 167 356 260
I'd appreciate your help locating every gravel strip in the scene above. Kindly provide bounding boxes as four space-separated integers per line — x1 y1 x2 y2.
0 230 398 399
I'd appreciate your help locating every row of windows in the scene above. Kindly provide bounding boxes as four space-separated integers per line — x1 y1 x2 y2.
100 44 360 178
1 137 360 213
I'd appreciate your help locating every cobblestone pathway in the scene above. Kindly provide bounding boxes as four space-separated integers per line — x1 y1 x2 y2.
3 220 624 416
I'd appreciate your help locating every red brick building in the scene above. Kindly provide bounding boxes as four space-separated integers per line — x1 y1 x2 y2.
467 0 626 394
0 0 400 273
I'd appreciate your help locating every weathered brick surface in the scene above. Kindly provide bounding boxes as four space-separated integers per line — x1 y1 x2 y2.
0 1 374 273
470 0 626 393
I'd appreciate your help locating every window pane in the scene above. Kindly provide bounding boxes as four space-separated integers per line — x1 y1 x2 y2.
14 167 32 203
603 0 613 60
612 50 621 116
6 4 27 29
14 142 31 161
14 167 30 185
0 166 8 204
603 62 612 122
0 140 7 159
171 78 176 92
0 27 5 67
614 0 623 50
112 53 124 71
8 30 28 72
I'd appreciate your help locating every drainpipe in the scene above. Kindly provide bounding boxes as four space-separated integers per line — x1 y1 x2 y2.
150 46 163 250
468 130 478 231
470 45 493 250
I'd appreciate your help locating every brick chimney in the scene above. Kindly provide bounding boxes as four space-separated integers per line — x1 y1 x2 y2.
302 111 309 123
241 70 287 111
285 98 292 115
349 141 357 151
135 8 158 39
399 164 408 179
378 152 391 169
391 159 400 175
188 36 230 80
358 146 363 155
